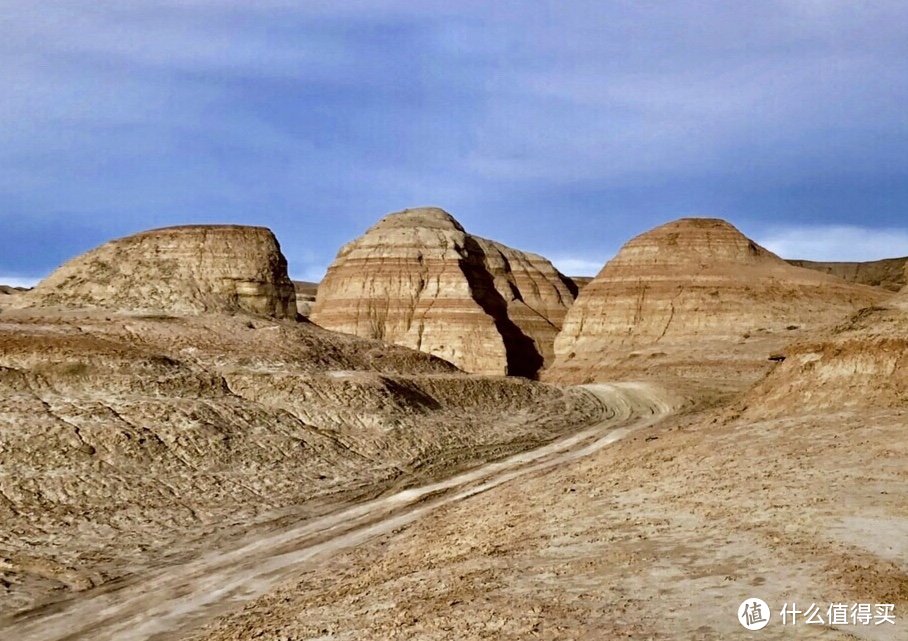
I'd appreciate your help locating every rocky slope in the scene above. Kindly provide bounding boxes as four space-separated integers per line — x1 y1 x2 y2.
0 310 601 616
0 225 603 616
546 218 884 389
736 286 908 417
191 291 908 641
311 208 577 377
17 225 297 318
788 256 908 292
0 285 27 310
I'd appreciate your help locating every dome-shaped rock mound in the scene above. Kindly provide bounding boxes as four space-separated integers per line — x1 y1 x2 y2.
545 218 885 389
310 207 577 377
19 225 297 318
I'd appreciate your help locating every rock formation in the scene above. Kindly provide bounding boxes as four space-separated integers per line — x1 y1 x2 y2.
293 280 319 317
0 285 27 309
311 207 576 377
18 225 297 318
787 256 907 292
0 285 28 295
570 276 594 291
0 306 601 614
738 286 908 416
546 218 885 388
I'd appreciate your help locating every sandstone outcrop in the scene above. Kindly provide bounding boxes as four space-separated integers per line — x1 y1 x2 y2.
311 208 576 377
546 218 885 388
787 256 907 292
18 225 297 318
738 286 908 416
570 276 594 291
293 280 319 317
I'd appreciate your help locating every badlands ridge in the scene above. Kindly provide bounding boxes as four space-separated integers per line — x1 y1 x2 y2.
546 218 883 390
18 225 298 318
0 210 905 639
311 208 577 377
0 222 600 616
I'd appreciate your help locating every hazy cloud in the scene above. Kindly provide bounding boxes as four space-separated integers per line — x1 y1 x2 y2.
549 257 608 277
0 275 40 288
758 226 908 261
2 1 907 276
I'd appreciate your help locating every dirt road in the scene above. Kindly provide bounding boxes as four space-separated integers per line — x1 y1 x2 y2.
1 383 677 641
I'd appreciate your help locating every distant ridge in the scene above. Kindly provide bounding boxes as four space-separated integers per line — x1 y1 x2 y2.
786 256 907 292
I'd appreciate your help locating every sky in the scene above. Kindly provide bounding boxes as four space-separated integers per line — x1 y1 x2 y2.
2 0 908 286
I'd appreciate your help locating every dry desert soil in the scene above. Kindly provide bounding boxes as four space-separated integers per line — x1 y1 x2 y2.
0 217 905 641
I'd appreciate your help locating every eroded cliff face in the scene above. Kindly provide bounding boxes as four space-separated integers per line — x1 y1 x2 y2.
546 218 885 389
736 287 908 417
787 256 908 292
310 208 576 377
293 281 319 318
18 225 297 318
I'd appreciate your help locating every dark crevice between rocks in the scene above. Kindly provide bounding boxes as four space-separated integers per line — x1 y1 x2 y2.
460 236 544 379
559 273 580 299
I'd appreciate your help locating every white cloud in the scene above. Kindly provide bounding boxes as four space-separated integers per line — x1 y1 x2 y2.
291 265 328 283
757 225 908 261
0 275 40 288
548 256 608 276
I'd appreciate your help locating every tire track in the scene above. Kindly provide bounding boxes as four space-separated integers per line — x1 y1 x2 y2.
2 383 678 641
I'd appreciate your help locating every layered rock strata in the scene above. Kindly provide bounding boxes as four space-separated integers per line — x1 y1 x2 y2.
311 208 576 377
738 286 908 416
18 225 297 318
293 280 319 317
546 218 884 388
787 256 907 292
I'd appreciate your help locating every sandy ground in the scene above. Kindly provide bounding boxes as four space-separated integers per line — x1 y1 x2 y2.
0 383 676 641
189 403 907 640
0 311 603 616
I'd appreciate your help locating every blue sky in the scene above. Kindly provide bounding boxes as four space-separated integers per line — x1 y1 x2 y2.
2 1 908 285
